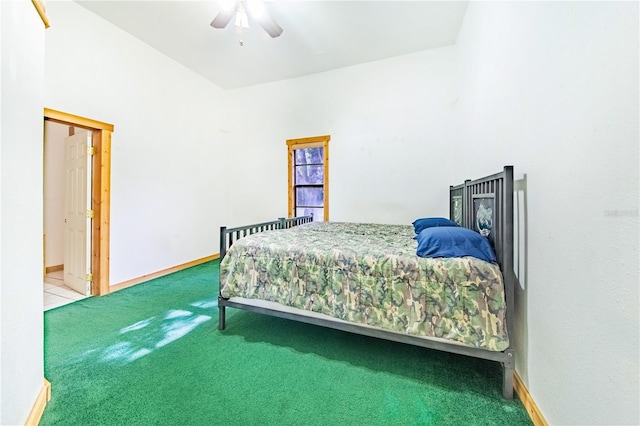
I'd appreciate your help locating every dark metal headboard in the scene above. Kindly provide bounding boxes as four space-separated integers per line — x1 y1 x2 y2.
449 183 465 226
449 166 514 345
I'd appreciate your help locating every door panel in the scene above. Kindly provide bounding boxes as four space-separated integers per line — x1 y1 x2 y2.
63 131 91 296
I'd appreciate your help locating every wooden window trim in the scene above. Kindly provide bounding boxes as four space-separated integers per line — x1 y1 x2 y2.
287 135 330 221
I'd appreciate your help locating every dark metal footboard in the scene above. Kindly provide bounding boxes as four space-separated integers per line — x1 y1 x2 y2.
218 215 313 330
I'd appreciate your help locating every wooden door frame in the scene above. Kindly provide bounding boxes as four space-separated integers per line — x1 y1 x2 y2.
44 108 113 296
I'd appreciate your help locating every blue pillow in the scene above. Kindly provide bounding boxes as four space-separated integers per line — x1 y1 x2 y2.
415 226 496 263
412 217 459 234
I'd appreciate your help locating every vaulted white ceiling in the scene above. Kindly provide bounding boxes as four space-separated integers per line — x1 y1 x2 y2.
76 1 469 89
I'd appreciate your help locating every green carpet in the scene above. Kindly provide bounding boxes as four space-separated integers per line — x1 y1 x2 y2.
42 260 531 425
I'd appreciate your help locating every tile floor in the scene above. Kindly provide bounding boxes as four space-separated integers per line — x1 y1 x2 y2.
44 270 89 311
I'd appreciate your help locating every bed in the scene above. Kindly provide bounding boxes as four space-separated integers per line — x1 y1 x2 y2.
218 166 515 399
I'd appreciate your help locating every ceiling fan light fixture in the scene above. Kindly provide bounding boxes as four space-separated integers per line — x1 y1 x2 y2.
211 0 282 39
234 5 249 28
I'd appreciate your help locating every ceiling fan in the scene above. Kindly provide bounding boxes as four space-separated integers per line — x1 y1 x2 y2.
210 0 283 38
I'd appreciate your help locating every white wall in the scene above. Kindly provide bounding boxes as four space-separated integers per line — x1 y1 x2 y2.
224 46 458 226
0 0 46 423
45 1 231 284
455 2 639 425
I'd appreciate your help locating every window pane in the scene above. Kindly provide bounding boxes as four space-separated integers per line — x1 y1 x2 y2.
295 187 324 207
295 165 324 185
296 207 324 222
295 147 323 165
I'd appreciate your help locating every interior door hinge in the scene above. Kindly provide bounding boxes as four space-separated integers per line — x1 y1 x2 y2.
87 146 95 156
86 209 94 219
86 273 93 283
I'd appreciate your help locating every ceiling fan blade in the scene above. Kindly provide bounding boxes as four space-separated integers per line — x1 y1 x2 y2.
210 10 235 29
255 14 283 38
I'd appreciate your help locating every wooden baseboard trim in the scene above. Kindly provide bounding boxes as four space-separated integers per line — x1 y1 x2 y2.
514 371 547 426
25 379 51 426
110 254 220 293
45 265 63 274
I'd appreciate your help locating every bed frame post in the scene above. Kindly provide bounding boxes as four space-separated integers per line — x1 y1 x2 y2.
218 299 226 330
502 349 515 399
220 226 227 261
503 166 515 348
502 166 515 400
219 226 227 330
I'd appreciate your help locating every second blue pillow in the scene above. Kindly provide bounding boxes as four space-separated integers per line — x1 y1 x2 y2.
412 217 459 234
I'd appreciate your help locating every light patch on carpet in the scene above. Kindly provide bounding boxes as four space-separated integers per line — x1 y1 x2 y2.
120 317 156 334
100 341 152 364
72 348 99 364
165 309 194 320
156 310 210 348
190 298 218 309
98 310 211 364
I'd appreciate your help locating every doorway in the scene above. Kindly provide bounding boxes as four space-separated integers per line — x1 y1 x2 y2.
43 108 113 296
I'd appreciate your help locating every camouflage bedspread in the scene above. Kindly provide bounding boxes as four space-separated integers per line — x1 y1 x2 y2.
220 222 509 351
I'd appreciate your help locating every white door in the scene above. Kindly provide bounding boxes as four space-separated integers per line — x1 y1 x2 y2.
63 131 92 296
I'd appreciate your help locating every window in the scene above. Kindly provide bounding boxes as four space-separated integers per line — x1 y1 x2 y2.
287 135 330 221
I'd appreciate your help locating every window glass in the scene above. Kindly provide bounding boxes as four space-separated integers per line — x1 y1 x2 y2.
295 148 323 165
295 187 324 207
295 165 324 185
296 207 324 221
